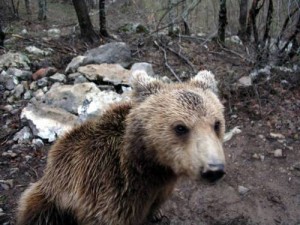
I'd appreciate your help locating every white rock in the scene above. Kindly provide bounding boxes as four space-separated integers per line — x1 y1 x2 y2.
78 64 131 85
21 104 79 142
238 185 250 195
49 73 66 83
13 126 32 143
65 56 87 74
270 132 285 139
131 62 155 77
238 76 252 87
25 46 52 56
44 82 101 114
78 90 126 121
224 126 242 142
14 84 25 98
274 149 283 158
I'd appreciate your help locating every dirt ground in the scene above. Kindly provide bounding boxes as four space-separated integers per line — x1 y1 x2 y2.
1 1 300 225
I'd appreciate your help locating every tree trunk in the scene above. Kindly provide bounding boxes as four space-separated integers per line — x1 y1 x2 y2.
168 0 177 36
38 0 47 20
99 0 109 37
218 0 227 44
24 0 31 14
238 0 248 42
72 0 99 43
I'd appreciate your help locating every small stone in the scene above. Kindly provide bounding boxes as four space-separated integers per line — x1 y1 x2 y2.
5 78 15 90
292 162 300 171
258 135 265 139
3 105 13 112
238 76 252 87
7 95 15 103
34 89 45 100
32 138 44 149
14 84 25 98
13 126 33 143
274 149 283 158
23 90 32 100
37 77 48 87
252 153 259 159
32 67 57 81
131 62 155 77
2 150 18 158
49 73 66 83
29 81 38 91
0 179 14 189
270 132 285 139
238 185 250 195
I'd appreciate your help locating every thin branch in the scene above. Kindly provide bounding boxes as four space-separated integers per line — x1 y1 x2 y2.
154 40 182 82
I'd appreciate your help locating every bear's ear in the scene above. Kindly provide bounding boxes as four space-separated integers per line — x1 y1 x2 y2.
130 70 164 102
189 70 219 94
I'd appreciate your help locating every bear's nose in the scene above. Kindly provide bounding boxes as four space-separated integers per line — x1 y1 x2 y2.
201 164 225 183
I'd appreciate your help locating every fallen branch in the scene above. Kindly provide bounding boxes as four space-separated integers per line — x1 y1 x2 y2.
154 40 182 82
159 41 197 73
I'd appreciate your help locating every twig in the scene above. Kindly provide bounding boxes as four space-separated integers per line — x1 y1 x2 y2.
159 41 197 73
218 43 255 64
154 40 182 82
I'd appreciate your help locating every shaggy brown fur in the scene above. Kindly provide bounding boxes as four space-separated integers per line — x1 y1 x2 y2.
16 70 226 225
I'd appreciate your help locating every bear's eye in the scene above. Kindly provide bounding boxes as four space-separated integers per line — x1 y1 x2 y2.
214 121 221 134
174 124 189 136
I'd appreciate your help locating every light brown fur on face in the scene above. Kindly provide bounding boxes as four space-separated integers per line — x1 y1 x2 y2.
16 70 226 225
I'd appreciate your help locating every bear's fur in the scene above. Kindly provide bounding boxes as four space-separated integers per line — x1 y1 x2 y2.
16 70 226 225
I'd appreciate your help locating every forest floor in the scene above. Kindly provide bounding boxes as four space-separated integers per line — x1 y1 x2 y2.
1 1 300 225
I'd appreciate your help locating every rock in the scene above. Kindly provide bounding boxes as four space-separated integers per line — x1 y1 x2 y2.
274 149 283 158
3 105 13 112
68 72 88 84
43 82 102 114
23 90 32 100
0 179 14 190
32 138 44 149
13 126 33 143
21 104 79 142
238 76 252 87
0 71 17 90
32 67 57 81
14 83 25 98
270 132 285 139
161 76 172 83
2 150 17 158
130 62 154 77
78 64 131 84
225 35 243 45
6 68 32 80
0 52 30 70
65 56 87 74
37 77 48 87
48 28 61 38
49 73 66 83
83 42 132 68
292 162 300 171
238 185 250 195
78 90 125 121
26 46 52 56
29 81 38 91
33 89 45 100
224 126 242 142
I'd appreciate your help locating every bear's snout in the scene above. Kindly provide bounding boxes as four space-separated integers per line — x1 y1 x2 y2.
201 164 225 183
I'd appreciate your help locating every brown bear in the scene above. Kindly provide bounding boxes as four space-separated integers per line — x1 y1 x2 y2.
16 70 226 225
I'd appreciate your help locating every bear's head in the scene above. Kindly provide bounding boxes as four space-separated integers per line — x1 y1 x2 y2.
126 70 226 183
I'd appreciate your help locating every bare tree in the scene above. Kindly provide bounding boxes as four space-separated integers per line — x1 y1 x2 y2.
238 0 248 42
99 0 109 37
38 0 47 20
218 0 227 44
24 0 32 14
72 0 99 43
